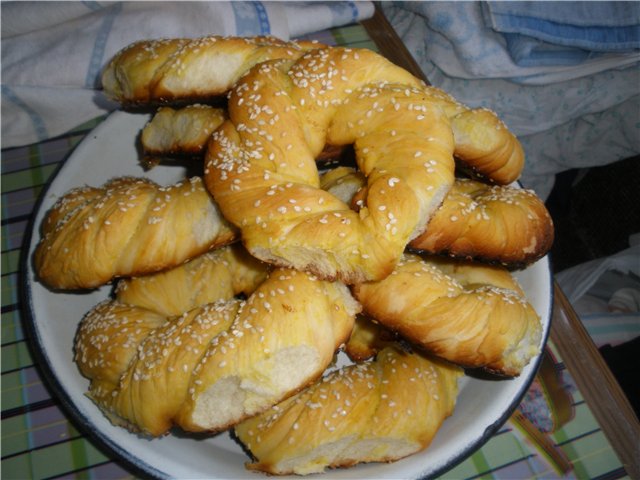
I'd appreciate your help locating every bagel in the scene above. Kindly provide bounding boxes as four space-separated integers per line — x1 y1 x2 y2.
205 47 456 284
234 346 461 475
75 265 360 436
352 253 542 376
101 36 323 105
34 176 237 290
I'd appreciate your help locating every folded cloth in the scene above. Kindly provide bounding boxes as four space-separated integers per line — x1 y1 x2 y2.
556 238 640 348
483 2 640 68
502 32 636 67
1 1 374 149
385 1 639 83
483 1 640 51
382 2 640 199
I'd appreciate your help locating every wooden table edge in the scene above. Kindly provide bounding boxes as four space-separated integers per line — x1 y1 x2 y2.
361 3 640 478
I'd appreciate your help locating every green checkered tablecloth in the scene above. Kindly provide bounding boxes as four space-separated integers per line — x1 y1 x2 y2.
1 24 628 480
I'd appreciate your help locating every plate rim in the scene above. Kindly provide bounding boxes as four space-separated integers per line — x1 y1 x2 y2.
20 110 554 480
19 113 171 479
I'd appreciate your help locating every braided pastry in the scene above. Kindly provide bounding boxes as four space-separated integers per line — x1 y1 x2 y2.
409 177 554 268
115 243 267 317
205 47 456 284
352 253 542 376
34 176 237 290
75 245 261 435
234 346 461 475
414 86 524 185
140 105 226 167
326 167 552 267
75 266 360 436
47 33 547 476
140 105 345 167
129 80 523 183
319 85 524 185
450 107 524 185
102 36 323 105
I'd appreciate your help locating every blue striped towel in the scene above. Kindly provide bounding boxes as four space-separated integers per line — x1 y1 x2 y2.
483 1 640 66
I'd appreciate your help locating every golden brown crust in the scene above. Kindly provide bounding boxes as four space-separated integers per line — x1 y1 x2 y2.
234 346 461 475
327 168 553 268
141 105 227 160
409 87 524 184
34 176 237 290
352 253 542 376
205 47 456 284
409 178 554 268
75 266 360 437
75 300 167 389
101 36 323 105
115 244 267 317
345 315 399 362
52 34 544 475
175 268 360 433
75 300 236 436
450 108 524 185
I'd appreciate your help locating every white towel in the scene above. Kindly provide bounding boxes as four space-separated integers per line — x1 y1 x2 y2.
556 238 640 348
1 1 374 149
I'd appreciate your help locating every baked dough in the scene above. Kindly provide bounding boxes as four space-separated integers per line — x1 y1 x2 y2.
235 346 461 475
325 167 553 267
75 267 360 436
115 243 267 316
409 177 554 268
352 253 542 376
102 36 323 105
34 176 237 290
205 47 455 284
140 105 226 167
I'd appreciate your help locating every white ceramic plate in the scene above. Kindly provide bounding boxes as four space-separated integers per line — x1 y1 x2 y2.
23 110 553 479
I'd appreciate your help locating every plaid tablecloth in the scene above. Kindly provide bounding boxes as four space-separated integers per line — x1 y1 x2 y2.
1 23 627 480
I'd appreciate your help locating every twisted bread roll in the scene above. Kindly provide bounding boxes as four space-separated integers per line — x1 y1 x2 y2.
115 243 267 317
141 105 226 167
316 85 524 185
418 86 524 185
140 104 342 168
352 253 542 376
132 81 523 183
206 47 456 284
325 167 553 267
34 176 237 290
450 107 524 185
234 346 461 475
409 177 554 268
75 267 360 436
102 36 323 105
76 244 265 435
141 105 345 167
76 300 236 436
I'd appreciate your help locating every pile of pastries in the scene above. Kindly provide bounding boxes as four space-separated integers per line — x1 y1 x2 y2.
33 36 554 475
